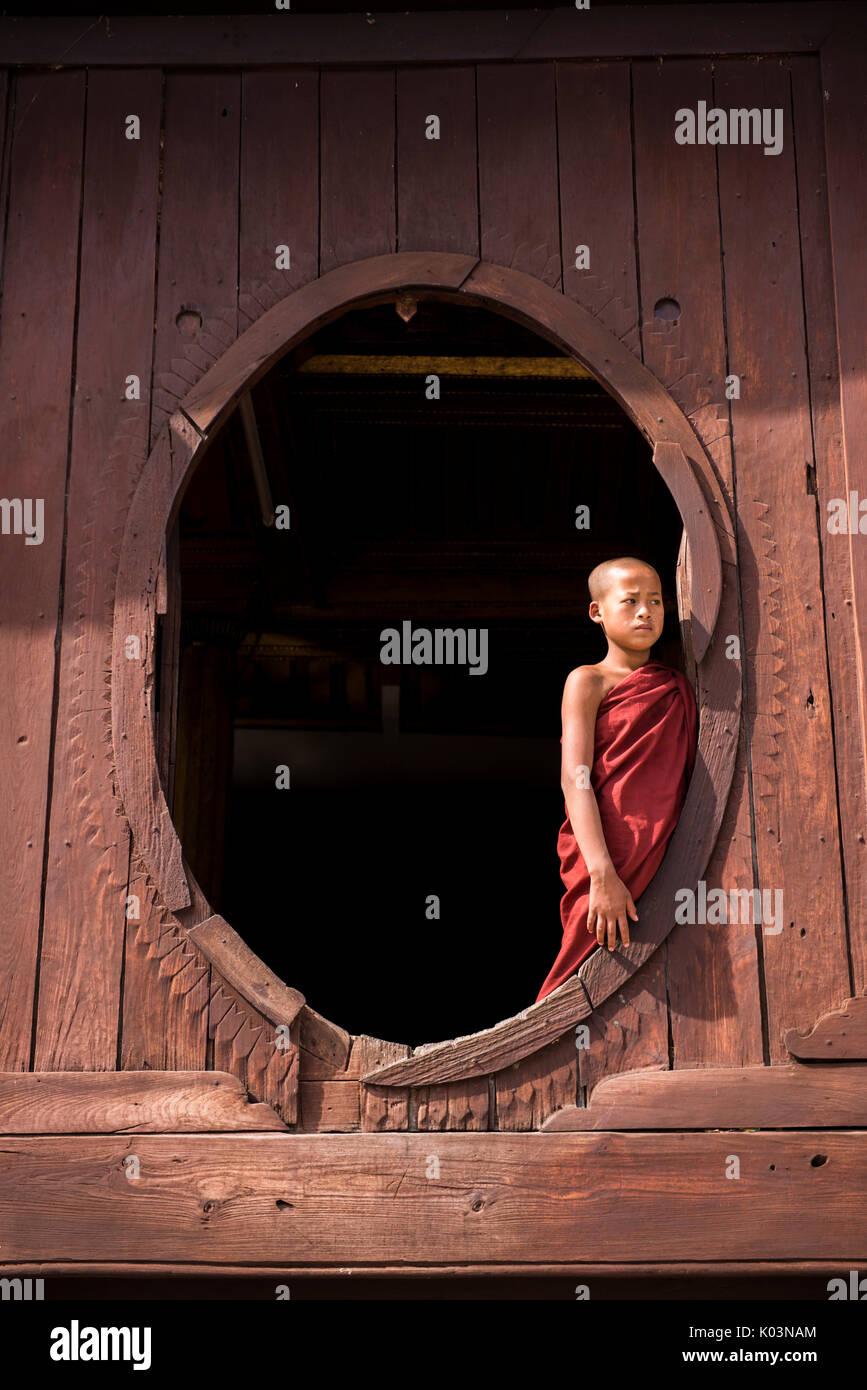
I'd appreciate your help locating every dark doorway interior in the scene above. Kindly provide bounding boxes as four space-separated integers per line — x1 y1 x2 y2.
159 300 685 1046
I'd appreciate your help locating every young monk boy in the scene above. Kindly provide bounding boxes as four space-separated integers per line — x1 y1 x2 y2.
535 556 697 1002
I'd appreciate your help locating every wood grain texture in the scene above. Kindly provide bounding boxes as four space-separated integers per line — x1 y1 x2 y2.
494 1032 576 1131
35 69 161 1071
3 1132 867 1264
0 72 85 1069
543 1061 867 1130
477 64 561 288
239 69 319 331
190 916 304 1028
716 59 851 1059
397 67 477 255
786 996 867 1059
818 32 867 994
299 1081 360 1133
415 1076 489 1132
354 1036 412 1132
208 970 298 1127
150 71 240 448
0 1071 286 1134
633 56 763 1071
320 70 395 276
557 61 639 353
0 8 854 67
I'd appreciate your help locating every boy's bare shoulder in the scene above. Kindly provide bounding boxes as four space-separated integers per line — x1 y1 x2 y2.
562 664 607 707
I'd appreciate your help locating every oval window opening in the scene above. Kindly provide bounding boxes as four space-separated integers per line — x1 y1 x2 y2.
158 298 688 1047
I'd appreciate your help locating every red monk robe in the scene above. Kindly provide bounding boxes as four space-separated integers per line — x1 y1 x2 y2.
535 660 697 1002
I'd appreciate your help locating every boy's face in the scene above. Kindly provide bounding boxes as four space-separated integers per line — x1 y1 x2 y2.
590 565 665 652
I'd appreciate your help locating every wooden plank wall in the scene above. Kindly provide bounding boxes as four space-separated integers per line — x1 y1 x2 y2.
0 54 861 1126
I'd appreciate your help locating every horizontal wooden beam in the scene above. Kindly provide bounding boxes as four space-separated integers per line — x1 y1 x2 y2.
542 1061 867 1131
0 6 857 67
298 354 593 378
2 1133 866 1264
0 1072 287 1134
0 1259 853 1279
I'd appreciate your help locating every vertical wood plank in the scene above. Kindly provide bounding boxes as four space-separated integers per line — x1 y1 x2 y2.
0 72 85 1069
495 1032 576 1131
320 70 395 276
397 67 477 254
818 32 867 994
124 71 241 1070
354 1036 411 1132
415 1076 489 1131
633 57 763 1068
239 70 319 330
477 64 561 287
34 70 161 1071
149 72 241 448
716 58 850 1059
556 62 639 352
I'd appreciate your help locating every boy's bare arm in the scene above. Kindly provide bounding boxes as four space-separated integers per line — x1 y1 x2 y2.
560 667 638 951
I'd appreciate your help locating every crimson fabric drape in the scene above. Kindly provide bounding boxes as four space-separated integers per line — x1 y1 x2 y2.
535 660 697 1002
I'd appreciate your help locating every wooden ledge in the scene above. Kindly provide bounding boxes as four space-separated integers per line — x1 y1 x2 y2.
785 996 867 1059
0 1072 287 1134
541 1061 867 1131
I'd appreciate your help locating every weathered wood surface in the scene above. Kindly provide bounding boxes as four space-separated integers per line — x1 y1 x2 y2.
0 72 85 1070
819 33 867 995
2 1133 867 1263
35 70 161 1072
0 1072 286 1134
633 56 762 1073
239 69 318 331
0 7 855 67
543 1061 867 1130
786 997 867 1060
716 59 851 1061
397 67 477 255
494 1032 576 1131
188 916 305 1028
355 1036 412 1132
362 978 591 1087
320 70 395 277
2 1258 857 1279
478 64 560 289
557 62 638 354
208 970 298 1128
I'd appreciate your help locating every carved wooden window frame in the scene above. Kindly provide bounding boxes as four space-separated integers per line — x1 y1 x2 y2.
112 252 739 1090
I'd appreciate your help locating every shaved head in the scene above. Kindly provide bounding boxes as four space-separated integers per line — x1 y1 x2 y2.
588 557 661 603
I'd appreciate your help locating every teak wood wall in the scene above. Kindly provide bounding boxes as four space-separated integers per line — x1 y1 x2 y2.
1 11 865 1136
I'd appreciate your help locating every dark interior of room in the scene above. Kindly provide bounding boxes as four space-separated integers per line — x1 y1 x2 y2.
157 299 686 1046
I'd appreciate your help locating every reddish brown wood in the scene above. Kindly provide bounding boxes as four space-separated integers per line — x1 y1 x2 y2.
716 59 850 1060
150 72 240 447
239 70 319 330
477 64 560 289
188 915 305 1027
355 1036 412 1132
320 70 395 277
208 970 298 1128
557 61 639 354
632 56 763 1072
577 963 669 1104
3 1132 866 1264
415 1076 489 1132
397 67 478 256
34 70 161 1071
299 1081 360 1132
544 1061 867 1130
2 1259 856 1279
786 996 867 1059
0 1071 286 1134
117 255 732 1089
494 1032 576 1131
819 32 867 995
0 7 852 67
0 72 85 1070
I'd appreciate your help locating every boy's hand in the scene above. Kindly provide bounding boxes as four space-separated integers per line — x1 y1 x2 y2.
587 865 638 951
